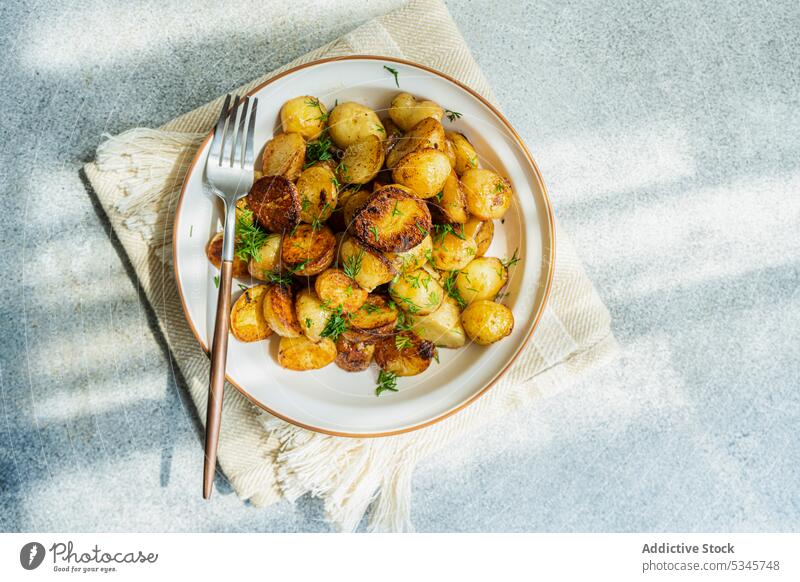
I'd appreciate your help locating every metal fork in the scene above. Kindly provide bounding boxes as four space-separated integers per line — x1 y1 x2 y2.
203 94 258 499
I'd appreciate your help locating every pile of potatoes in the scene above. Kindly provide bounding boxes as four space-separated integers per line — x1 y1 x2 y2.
205 92 518 384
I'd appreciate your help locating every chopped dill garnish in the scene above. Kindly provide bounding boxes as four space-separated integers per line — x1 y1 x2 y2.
213 275 219 288
443 270 466 309
265 270 293 286
304 129 335 168
305 97 329 122
501 248 521 269
343 249 364 280
432 223 465 244
383 65 400 87
369 226 379 241
444 109 462 122
305 317 313 329
321 307 348 341
375 370 398 396
395 334 413 350
235 209 269 262
238 283 248 292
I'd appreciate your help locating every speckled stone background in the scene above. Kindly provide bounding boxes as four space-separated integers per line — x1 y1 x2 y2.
1 0 798 532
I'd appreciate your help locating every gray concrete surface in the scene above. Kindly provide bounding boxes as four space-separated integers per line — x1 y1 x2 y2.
1 0 798 532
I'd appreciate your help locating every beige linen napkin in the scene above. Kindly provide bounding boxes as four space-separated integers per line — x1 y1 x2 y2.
84 0 618 531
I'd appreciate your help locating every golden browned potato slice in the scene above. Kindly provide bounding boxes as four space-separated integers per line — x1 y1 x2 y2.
430 171 468 223
461 300 514 345
338 135 385 185
247 176 301 233
389 268 444 315
296 165 338 224
335 336 376 372
327 102 385 149
409 295 466 348
262 284 303 337
295 288 330 343
463 216 494 257
385 234 432 273
374 331 435 376
337 235 396 291
386 117 446 168
352 186 432 253
280 96 327 140
346 294 399 342
278 336 337 370
446 131 479 175
247 233 282 280
431 225 478 271
461 168 513 220
341 188 373 229
281 224 336 276
315 268 368 313
392 148 452 199
388 92 445 131
229 285 272 342
261 132 306 180
455 257 508 303
206 232 249 278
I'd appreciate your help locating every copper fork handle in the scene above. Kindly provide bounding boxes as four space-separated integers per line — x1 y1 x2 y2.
203 259 233 499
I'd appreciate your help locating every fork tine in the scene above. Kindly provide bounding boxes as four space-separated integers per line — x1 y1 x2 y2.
233 96 249 169
208 94 231 162
220 95 240 167
244 97 258 170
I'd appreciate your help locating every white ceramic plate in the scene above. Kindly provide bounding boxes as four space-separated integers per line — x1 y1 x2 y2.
173 56 554 437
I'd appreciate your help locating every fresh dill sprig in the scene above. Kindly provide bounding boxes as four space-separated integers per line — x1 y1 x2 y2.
375 370 398 396
213 275 220 288
444 109 462 122
383 65 399 87
321 307 348 341
305 97 329 122
360 301 380 314
395 334 413 350
304 129 335 168
432 223 465 244
235 209 269 262
501 248 521 269
265 270 293 286
343 249 364 280
443 270 466 309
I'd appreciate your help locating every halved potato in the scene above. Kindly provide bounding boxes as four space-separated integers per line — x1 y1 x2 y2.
455 257 508 303
281 224 336 276
374 331 435 376
388 92 445 131
261 132 306 180
335 336 376 372
262 284 302 337
389 268 444 315
315 268 368 313
461 168 513 220
431 225 478 271
247 176 301 233
429 171 467 223
337 235 395 291
463 216 494 257
278 336 337 370
338 135 385 185
280 96 327 140
446 131 479 175
346 294 398 342
295 288 330 343
327 102 385 149
230 285 272 342
461 300 514 345
206 232 249 278
392 148 451 199
409 295 466 348
386 117 446 168
296 165 338 224
352 186 432 252
385 234 432 273
246 234 282 280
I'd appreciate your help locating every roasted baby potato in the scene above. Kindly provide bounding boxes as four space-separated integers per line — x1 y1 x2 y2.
247 234 282 280
281 224 336 276
374 331 436 376
455 257 508 303
463 216 494 257
206 232 249 278
430 171 468 223
262 284 303 338
431 225 478 271
229 285 272 342
461 168 513 220
315 268 368 313
278 336 337 371
346 295 398 342
389 268 444 316
446 131 479 175
386 117 446 168
296 165 338 224
337 235 396 291
247 176 301 233
385 234 432 273
409 295 466 348
327 102 385 149
261 132 306 180
391 148 451 199
388 92 444 132
280 96 327 140
335 336 376 372
461 300 514 345
295 288 330 343
352 186 432 252
338 135 385 185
